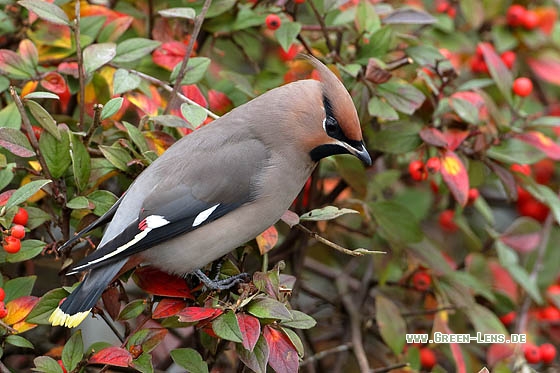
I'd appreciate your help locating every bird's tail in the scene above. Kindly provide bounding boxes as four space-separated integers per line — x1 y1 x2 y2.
49 259 126 328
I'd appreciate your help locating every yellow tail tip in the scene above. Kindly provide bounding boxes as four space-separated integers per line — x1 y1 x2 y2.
49 307 91 328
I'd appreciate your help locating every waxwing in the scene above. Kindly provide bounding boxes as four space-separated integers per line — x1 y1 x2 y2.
49 56 372 328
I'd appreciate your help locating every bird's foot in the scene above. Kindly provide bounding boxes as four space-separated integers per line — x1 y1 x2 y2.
193 269 249 290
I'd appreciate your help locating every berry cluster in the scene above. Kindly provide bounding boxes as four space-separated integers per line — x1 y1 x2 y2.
524 343 556 365
511 162 553 222
3 207 28 254
0 287 6 319
470 44 516 74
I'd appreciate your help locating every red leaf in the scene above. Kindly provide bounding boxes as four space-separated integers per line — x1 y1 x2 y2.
58 61 79 78
442 128 469 151
208 90 233 115
152 298 187 319
488 260 518 301
89 346 133 367
40 71 67 94
177 307 223 323
133 267 193 299
440 151 469 206
515 131 560 160
0 50 32 78
4 296 39 325
528 56 560 85
181 85 208 108
0 190 15 206
486 343 514 367
256 225 278 255
263 326 299 373
419 127 448 148
435 313 466 373
500 234 540 253
237 313 261 352
535 7 558 35
451 91 488 119
152 41 187 70
101 286 121 320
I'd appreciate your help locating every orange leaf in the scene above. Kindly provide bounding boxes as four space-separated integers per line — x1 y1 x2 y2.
177 307 223 323
144 131 176 155
4 296 39 325
152 298 187 319
133 267 194 299
256 225 278 255
515 131 560 160
263 325 298 373
89 346 132 368
11 320 37 333
440 151 469 206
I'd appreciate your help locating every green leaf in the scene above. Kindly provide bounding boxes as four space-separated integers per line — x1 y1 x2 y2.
0 50 32 79
101 97 123 120
376 295 406 356
123 121 148 154
0 163 15 191
25 100 60 140
281 310 316 329
113 69 141 95
377 81 426 115
368 97 398 121
26 288 68 324
180 103 207 129
25 206 52 230
480 43 513 105
487 138 545 164
232 6 266 30
212 310 243 343
530 116 560 127
118 299 146 320
32 356 63 373
281 327 305 357
113 38 161 64
83 43 116 76
170 348 208 373
62 330 84 372
150 115 189 128
0 127 35 157
6 335 34 349
24 92 59 100
355 0 379 34
87 190 117 216
39 130 71 179
0 102 22 129
6 179 51 210
370 200 423 243
70 133 91 192
369 122 421 153
99 145 132 171
247 297 292 320
18 0 69 25
382 8 436 25
467 304 508 336
6 239 45 263
333 154 368 195
450 97 479 125
236 336 268 373
131 352 153 373
300 206 359 221
274 21 301 52
158 7 196 19
406 45 445 67
4 276 36 303
170 57 211 85
66 196 91 209
459 0 483 29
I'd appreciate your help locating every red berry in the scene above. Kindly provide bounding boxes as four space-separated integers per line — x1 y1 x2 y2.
510 163 532 176
0 302 7 319
10 224 25 239
539 305 560 321
278 44 300 61
265 14 281 30
57 360 67 373
3 236 21 254
294 0 305 4
470 56 488 74
540 343 557 364
507 5 527 27
547 284 560 301
523 10 539 30
435 0 450 13
517 186 531 203
517 197 549 222
446 7 456 18
534 158 555 185
524 343 541 364
467 188 479 204
408 160 427 181
500 51 516 69
419 348 437 370
13 207 28 226
412 271 432 291
513 77 533 97
499 311 516 326
426 157 441 173
439 210 458 232
0 288 5 302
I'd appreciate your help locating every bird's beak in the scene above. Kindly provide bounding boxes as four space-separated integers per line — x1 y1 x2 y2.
346 141 372 167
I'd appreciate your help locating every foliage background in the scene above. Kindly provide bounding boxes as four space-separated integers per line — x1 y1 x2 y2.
0 0 560 372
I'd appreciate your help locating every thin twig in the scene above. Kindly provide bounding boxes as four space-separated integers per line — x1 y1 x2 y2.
73 1 85 131
165 0 213 114
371 363 410 373
0 361 11 373
516 212 553 334
300 343 353 366
116 66 219 119
85 103 103 145
295 223 384 257
0 318 18 334
98 310 125 343
308 0 334 54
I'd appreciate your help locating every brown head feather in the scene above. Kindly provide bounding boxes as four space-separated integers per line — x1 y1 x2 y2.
303 55 363 141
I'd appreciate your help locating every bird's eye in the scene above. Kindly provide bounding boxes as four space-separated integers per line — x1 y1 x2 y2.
323 116 339 135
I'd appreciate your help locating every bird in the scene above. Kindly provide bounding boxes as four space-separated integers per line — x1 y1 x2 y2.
49 55 372 328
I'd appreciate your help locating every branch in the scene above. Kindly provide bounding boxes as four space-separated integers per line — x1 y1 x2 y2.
84 103 103 145
308 0 335 55
300 343 352 366
73 1 85 131
165 0 213 114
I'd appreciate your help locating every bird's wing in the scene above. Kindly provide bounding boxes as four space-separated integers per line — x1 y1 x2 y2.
67 137 268 274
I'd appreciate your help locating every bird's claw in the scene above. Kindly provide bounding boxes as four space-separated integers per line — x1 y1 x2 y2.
193 269 249 290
